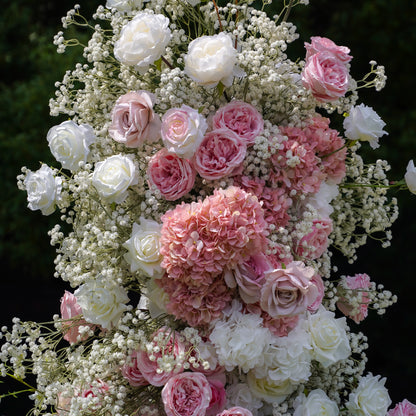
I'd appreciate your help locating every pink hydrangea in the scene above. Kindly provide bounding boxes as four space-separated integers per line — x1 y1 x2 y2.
212 101 264 146
147 148 196 201
305 36 352 64
388 400 416 416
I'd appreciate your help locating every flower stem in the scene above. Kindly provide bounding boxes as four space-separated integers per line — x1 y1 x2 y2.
212 0 223 31
282 0 295 22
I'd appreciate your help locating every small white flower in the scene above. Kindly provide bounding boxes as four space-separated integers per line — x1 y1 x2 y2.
404 160 416 194
114 12 171 71
24 164 62 216
74 277 129 330
346 373 391 416
47 120 96 172
92 154 138 203
106 0 143 13
343 104 388 149
123 217 163 277
184 32 239 88
294 389 339 416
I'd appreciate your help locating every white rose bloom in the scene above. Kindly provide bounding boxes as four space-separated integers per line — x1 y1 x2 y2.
139 277 169 318
74 277 129 330
293 389 339 416
123 217 163 277
184 32 239 88
106 0 143 13
306 182 339 217
343 104 388 149
226 383 264 416
346 373 391 416
24 164 62 216
47 120 96 172
307 307 351 368
114 12 171 70
92 154 138 203
209 302 271 372
404 160 416 194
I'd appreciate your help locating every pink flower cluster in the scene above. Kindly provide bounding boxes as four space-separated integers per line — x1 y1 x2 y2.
388 400 416 416
159 186 268 326
302 36 352 102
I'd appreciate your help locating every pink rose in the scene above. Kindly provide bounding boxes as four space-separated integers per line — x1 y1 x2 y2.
302 51 349 102
193 129 246 180
109 91 161 147
260 261 318 318
121 349 150 387
217 407 253 416
162 105 208 159
161 372 212 416
296 218 333 260
206 379 227 416
56 392 72 415
307 273 325 313
148 148 196 201
212 101 264 146
60 291 93 344
81 379 109 410
305 36 352 64
388 400 416 416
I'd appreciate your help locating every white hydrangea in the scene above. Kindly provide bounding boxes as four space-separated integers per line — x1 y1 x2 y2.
226 383 264 416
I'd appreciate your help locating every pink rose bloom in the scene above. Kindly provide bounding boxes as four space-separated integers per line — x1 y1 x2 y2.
161 372 212 416
81 379 109 410
212 101 264 146
217 407 254 416
60 291 92 344
305 36 352 64
193 129 246 180
260 261 318 318
337 273 371 324
206 379 227 416
121 349 150 387
109 91 161 147
296 218 333 260
308 273 325 313
162 105 208 159
302 51 349 102
56 392 72 415
388 400 416 416
148 148 196 201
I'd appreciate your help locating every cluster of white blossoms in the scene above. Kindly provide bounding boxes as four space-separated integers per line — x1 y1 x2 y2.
4 1 416 416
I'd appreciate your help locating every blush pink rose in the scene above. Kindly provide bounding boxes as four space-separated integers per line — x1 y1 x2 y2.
121 349 150 387
161 372 212 416
217 407 253 416
109 90 161 147
305 36 352 64
307 273 325 313
296 218 333 260
388 400 416 416
148 148 196 201
81 379 109 410
260 261 318 318
206 379 227 416
193 129 246 180
302 51 349 102
212 101 264 146
60 291 93 344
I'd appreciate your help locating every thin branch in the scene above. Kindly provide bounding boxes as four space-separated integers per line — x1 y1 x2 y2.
282 0 295 23
212 0 223 31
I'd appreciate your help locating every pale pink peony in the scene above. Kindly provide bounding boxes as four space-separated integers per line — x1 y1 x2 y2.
388 400 416 416
161 372 212 416
109 91 161 147
260 261 318 318
305 36 352 64
212 101 264 146
302 51 349 102
147 148 196 201
217 407 254 416
193 129 246 180
60 291 93 344
121 349 150 387
206 379 227 416
296 218 333 260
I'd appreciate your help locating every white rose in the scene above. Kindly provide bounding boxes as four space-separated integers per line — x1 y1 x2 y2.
346 373 391 416
404 160 416 194
47 120 96 172
106 0 143 13
114 12 171 70
307 307 351 368
123 217 163 277
306 182 339 217
343 104 388 149
294 389 339 416
74 277 129 330
92 154 138 203
184 32 239 88
24 164 62 216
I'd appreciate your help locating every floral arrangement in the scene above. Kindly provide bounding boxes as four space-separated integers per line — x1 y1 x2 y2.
2 0 416 415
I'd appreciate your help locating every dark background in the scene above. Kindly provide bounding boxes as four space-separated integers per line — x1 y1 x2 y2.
1 0 415 414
